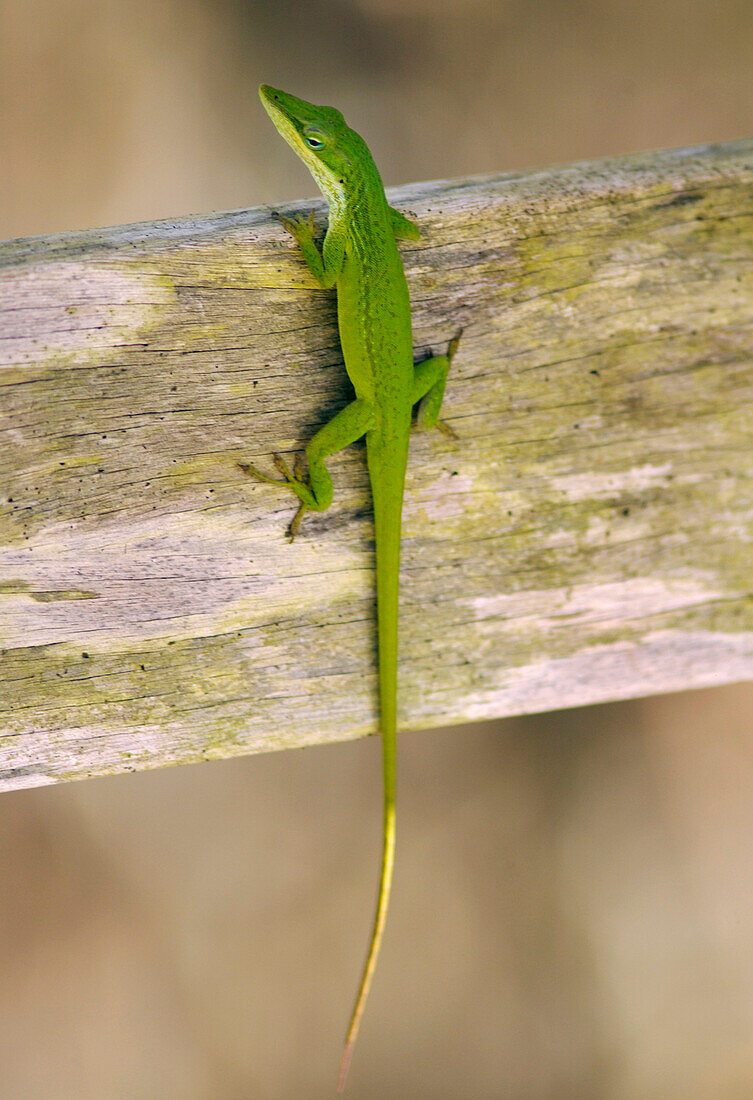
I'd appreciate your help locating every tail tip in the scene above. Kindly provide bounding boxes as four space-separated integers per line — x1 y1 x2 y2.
337 1039 355 1093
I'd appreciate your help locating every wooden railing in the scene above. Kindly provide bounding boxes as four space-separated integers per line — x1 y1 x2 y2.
2 140 752 791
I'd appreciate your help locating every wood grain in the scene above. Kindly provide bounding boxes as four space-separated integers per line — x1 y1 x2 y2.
2 141 753 790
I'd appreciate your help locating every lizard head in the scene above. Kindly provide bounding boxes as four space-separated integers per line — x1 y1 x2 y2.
259 85 375 206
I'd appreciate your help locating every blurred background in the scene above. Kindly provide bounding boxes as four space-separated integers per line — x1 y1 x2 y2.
2 1 753 1097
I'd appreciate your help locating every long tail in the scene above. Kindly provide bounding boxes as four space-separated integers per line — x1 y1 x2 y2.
337 445 403 1092
336 758 395 1091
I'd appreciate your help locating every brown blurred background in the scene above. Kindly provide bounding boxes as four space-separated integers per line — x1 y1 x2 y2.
2 2 753 1097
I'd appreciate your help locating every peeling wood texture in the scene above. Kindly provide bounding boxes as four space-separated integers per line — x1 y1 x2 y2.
2 141 753 792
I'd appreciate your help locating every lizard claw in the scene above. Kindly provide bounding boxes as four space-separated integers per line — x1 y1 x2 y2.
293 453 307 481
286 502 308 541
447 328 463 362
279 210 317 245
238 453 309 493
237 460 285 486
272 452 296 481
435 419 458 440
239 455 311 540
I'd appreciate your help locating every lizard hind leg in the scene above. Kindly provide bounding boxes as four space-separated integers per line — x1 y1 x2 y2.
238 452 315 540
411 328 463 437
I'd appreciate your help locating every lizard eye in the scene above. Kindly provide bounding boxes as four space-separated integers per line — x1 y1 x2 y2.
304 132 325 149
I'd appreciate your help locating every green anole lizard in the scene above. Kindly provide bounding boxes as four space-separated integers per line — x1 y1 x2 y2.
242 85 461 1090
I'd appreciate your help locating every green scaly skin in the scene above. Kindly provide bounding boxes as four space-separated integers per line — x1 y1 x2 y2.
243 85 460 1090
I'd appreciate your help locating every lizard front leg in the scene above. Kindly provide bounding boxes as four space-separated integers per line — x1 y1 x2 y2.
278 211 345 289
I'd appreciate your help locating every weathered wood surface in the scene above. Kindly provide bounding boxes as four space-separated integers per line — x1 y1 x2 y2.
1 141 752 792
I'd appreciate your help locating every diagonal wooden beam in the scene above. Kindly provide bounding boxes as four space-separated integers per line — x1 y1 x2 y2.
2 140 753 791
